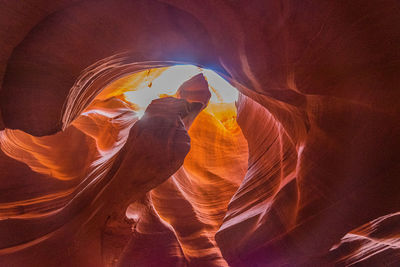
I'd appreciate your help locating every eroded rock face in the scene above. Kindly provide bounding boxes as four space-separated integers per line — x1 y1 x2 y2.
0 78 209 266
1 0 400 266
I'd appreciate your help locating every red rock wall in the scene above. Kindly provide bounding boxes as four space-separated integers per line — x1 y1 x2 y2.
0 0 400 266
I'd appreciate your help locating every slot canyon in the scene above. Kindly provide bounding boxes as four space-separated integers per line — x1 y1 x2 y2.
0 0 399 266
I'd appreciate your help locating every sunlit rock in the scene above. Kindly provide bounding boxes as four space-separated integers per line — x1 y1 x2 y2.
0 0 400 266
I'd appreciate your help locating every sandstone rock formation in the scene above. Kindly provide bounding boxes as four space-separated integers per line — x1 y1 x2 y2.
0 0 399 266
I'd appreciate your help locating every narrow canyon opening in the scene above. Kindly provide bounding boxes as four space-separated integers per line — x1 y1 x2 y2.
1 1 400 266
0 64 254 266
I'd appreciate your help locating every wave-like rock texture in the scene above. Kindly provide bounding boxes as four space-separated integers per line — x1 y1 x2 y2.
0 78 208 265
1 0 400 266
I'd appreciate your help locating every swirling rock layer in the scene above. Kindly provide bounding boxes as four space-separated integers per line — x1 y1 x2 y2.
1 0 400 266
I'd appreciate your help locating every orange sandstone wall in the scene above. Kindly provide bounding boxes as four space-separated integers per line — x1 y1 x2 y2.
0 0 400 266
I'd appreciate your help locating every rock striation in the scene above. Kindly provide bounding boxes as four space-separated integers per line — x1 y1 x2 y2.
0 0 400 266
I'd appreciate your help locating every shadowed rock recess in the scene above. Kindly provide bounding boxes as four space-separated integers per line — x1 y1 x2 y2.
0 0 400 266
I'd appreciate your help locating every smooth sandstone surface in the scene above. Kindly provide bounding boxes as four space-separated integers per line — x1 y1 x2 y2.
0 0 400 266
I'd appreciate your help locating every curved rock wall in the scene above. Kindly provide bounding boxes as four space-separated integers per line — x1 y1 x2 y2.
0 0 399 266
